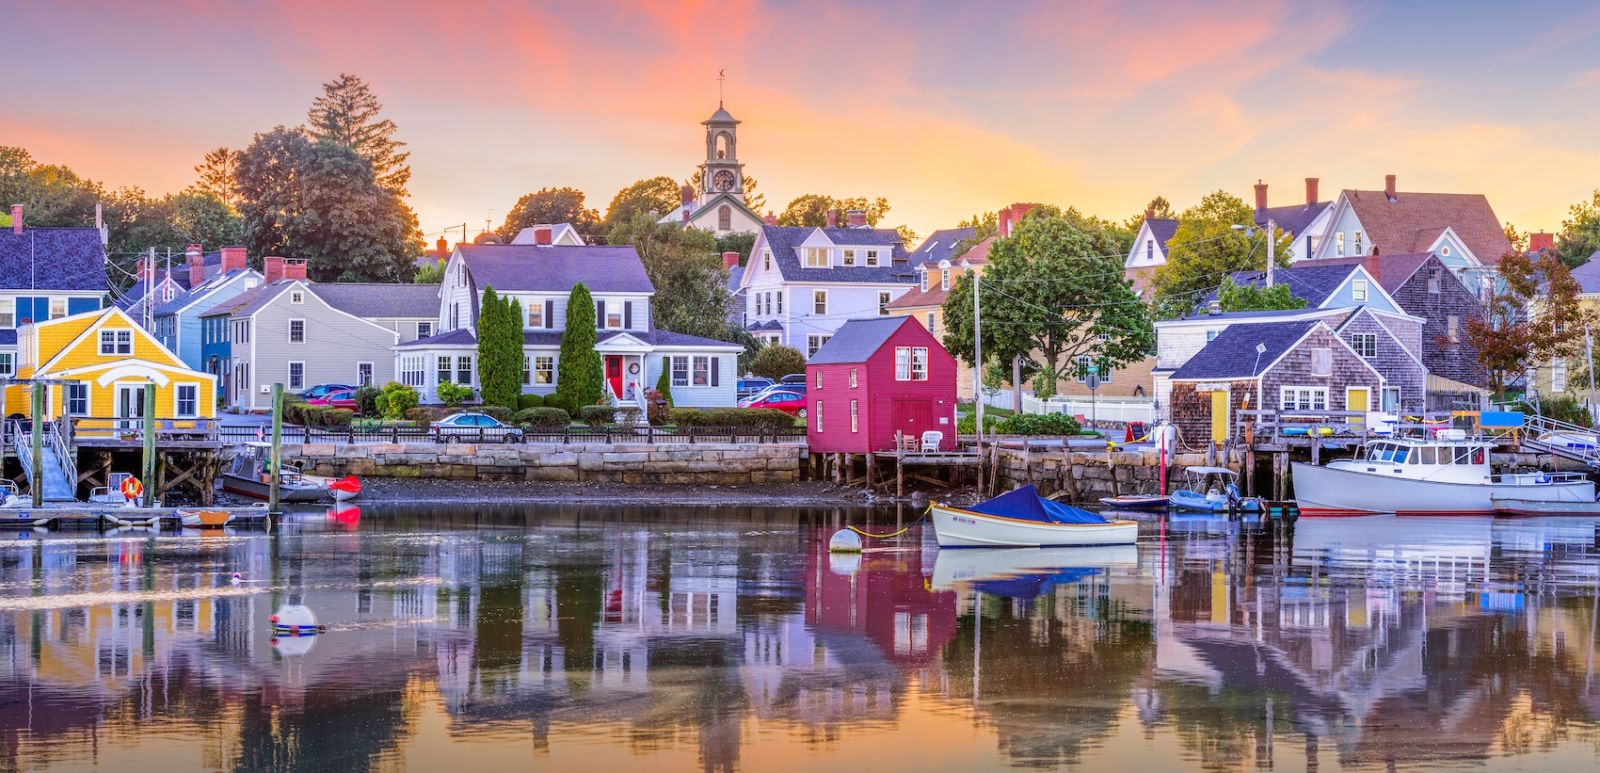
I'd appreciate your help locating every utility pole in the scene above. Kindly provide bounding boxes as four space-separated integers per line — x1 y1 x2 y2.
269 383 284 514
1265 218 1276 288
973 271 984 448
1587 323 1597 423
1011 355 1022 413
141 383 156 507
145 246 155 331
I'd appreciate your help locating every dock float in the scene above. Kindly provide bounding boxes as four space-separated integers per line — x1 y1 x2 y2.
0 505 273 530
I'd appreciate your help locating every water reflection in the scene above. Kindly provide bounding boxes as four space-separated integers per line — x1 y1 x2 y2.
0 507 1597 771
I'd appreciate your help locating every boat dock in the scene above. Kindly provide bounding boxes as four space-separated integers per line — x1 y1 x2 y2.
0 504 272 530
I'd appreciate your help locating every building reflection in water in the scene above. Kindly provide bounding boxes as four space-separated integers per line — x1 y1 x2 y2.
0 505 1595 771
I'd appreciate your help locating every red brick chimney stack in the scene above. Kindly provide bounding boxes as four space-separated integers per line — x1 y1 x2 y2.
282 258 308 281
1305 177 1319 206
1254 180 1268 213
722 251 740 269
435 237 448 262
1529 232 1555 253
9 205 20 235
186 244 206 288
764 212 776 226
825 210 839 228
1010 202 1036 224
534 227 552 245
845 209 867 228
998 209 1012 238
1384 174 1397 201
264 256 285 283
220 246 248 273
1144 208 1156 222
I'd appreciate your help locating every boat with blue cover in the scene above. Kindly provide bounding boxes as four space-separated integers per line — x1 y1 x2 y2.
931 485 1138 548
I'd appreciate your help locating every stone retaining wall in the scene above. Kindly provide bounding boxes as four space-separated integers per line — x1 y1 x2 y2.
994 446 1216 502
283 442 808 485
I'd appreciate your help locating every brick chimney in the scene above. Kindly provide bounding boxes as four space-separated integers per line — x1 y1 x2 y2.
1365 248 1381 285
722 251 740 269
1529 231 1555 253
9 204 20 235
186 243 206 288
845 209 867 228
136 257 151 282
435 237 448 261
220 246 248 273
534 227 552 245
1144 208 1156 222
1305 177 1319 206
1009 202 1037 228
1384 174 1396 201
825 210 839 228
764 211 776 226
998 208 1012 238
282 258 308 281
264 256 285 283
1254 180 1268 213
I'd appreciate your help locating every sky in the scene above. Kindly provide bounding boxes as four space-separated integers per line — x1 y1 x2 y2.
4 0 1600 244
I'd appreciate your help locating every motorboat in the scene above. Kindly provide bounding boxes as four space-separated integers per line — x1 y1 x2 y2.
932 485 1138 548
178 508 233 529
1292 430 1595 516
326 475 361 502
1168 466 1262 512
220 442 328 502
88 472 137 507
1097 494 1170 511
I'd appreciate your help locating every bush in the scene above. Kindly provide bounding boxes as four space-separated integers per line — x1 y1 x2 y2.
375 382 419 420
644 388 670 426
405 406 447 423
435 381 474 408
990 412 1082 436
319 408 356 428
750 344 806 381
654 368 673 408
480 405 513 422
670 407 793 427
578 404 618 428
517 407 570 430
669 408 706 427
518 393 545 410
956 412 1003 434
543 393 574 414
1517 395 1593 428
352 386 381 417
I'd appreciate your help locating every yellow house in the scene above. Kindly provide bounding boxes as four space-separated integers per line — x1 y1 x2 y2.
6 307 216 429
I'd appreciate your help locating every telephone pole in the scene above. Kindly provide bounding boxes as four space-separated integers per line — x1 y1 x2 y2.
973 271 984 448
1265 218 1276 288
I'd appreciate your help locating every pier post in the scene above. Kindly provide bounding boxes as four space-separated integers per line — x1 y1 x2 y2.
1245 448 1256 497
140 383 156 508
1310 435 1321 466
269 383 284 514
29 383 43 508
896 457 904 498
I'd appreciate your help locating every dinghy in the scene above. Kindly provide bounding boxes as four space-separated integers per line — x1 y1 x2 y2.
1097 494 1169 511
932 485 1138 548
177 508 233 529
326 475 362 502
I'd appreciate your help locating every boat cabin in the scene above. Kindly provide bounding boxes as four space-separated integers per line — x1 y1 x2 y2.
1338 434 1494 484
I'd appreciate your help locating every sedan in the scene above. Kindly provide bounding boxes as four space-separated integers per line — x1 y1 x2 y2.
742 390 806 418
299 383 355 400
736 377 774 400
739 384 805 407
432 412 525 443
306 389 358 410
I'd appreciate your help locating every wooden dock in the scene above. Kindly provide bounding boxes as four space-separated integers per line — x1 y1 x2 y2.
0 504 272 530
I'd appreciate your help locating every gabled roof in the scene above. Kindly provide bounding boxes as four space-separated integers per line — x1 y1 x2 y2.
1342 189 1513 264
725 263 745 292
1215 262 1363 308
508 223 585 246
0 227 109 292
1171 320 1321 380
909 227 977 268
152 268 259 317
1311 252 1435 294
1572 259 1600 295
458 244 654 294
1144 218 1180 255
1256 201 1330 238
756 225 913 285
886 236 995 311
204 281 296 318
313 283 440 319
806 317 916 365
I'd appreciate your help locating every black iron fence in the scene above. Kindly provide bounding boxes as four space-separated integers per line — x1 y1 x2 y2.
217 423 808 445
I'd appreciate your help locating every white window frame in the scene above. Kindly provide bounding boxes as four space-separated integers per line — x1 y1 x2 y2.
865 249 882 267
879 291 891 315
1351 332 1376 358
815 399 823 432
436 355 452 385
776 291 783 315
401 356 426 387
357 362 374 387
1351 279 1368 302
692 356 711 387
849 368 858 388
670 356 689 388
288 318 305 343
940 270 950 291
456 355 473 385
0 352 14 377
290 290 304 304
812 290 827 316
763 252 772 272
804 247 829 268
815 369 823 389
533 355 555 385
850 399 859 432
1553 360 1569 393
841 249 857 267
1279 386 1328 412
65 382 88 416
287 361 305 392
807 335 831 358
920 270 929 292
604 300 623 330
417 321 433 338
0 299 13 328
99 329 133 356
526 302 543 329
48 297 66 319
911 347 927 381
174 383 199 418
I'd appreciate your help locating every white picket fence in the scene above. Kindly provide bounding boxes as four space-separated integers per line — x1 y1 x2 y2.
978 388 1155 425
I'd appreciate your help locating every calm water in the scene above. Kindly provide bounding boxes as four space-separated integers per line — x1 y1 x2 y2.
2 505 1600 772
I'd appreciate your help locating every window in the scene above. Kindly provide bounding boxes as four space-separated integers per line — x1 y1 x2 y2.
895 346 928 381
850 399 859 432
1428 270 1441 294
287 362 304 391
99 329 133 355
49 298 66 319
527 303 543 328
65 383 87 416
693 356 711 386
1279 386 1328 412
605 301 623 329
717 205 731 231
849 368 858 388
920 270 929 292
813 290 827 315
776 291 783 315
533 356 554 385
805 247 829 268
815 369 823 389
1446 315 1460 343
0 353 14 377
175 384 199 418
671 356 689 387
1351 279 1368 302
1146 240 1153 261
456 265 467 287
763 252 772 272
1553 360 1569 393
456 356 472 385
437 356 452 385
1440 246 1452 257
160 286 174 303
288 319 305 343
401 356 425 387
0 299 12 328
1337 232 1346 256
941 270 950 291
1351 333 1376 358
807 335 831 357
866 249 882 267
450 303 460 329
926 312 937 335
1206 330 1219 342
879 291 892 316
1354 231 1364 255
357 362 374 387
290 290 304 304
842 249 858 267
417 321 433 338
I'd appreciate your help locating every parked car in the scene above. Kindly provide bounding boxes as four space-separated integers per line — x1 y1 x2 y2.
779 373 807 385
299 383 355 400
742 389 806 418
736 377 774 400
306 388 358 410
738 384 804 408
432 412 525 443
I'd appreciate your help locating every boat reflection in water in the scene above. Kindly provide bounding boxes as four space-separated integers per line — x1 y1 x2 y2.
0 504 1597 771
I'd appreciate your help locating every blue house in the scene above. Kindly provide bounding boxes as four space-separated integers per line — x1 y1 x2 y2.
150 245 261 375
0 207 110 378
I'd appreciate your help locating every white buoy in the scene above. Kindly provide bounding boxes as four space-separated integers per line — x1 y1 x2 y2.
270 604 319 636
230 572 243 585
828 529 863 553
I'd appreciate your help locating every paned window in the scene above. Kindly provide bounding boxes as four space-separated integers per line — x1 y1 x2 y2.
1351 333 1376 358
289 319 305 343
533 356 554 385
175 384 199 418
99 329 133 355
813 290 827 315
1279 386 1328 412
807 335 831 358
671 356 689 387
456 356 472 385
288 362 305 391
692 356 710 386
804 248 829 268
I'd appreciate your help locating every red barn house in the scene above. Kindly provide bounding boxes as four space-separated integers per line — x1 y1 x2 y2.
806 317 958 453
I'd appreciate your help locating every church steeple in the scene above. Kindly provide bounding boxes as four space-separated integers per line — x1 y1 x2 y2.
699 103 743 203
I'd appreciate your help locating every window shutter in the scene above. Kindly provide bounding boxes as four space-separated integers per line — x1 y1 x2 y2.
1310 348 1332 376
710 356 720 387
544 300 554 328
596 300 605 324
624 301 633 329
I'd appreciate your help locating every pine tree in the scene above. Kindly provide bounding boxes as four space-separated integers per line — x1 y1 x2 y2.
557 283 604 408
477 288 525 411
192 147 238 209
306 73 411 197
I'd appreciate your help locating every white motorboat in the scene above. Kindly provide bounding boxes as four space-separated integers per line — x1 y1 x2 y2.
1292 431 1595 516
932 485 1138 548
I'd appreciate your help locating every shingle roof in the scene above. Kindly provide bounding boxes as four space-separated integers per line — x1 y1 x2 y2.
889 236 997 310
1170 320 1320 380
1311 252 1435 294
909 227 977 268
314 283 439 319
206 281 294 318
1573 259 1600 294
758 225 914 284
1146 218 1180 257
806 317 913 364
1256 201 1330 239
395 326 742 351
1212 262 1362 308
152 268 257 316
395 327 476 348
725 264 744 292
0 228 109 292
1342 189 1513 264
1166 307 1343 325
745 319 783 331
459 244 654 293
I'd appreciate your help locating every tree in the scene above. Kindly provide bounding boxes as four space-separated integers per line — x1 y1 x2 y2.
413 261 444 284
776 194 892 228
942 209 1154 399
477 287 525 412
1150 190 1291 318
607 212 734 340
306 73 411 196
0 146 102 228
1465 250 1592 397
714 231 756 265
1215 277 1306 312
1504 221 1529 254
192 147 239 208
498 187 600 241
604 176 681 232
1555 189 1600 268
234 126 421 282
957 211 1000 242
557 282 605 407
1122 195 1176 233
685 169 765 211
750 345 805 381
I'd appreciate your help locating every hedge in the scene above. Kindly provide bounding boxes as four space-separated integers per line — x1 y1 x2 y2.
518 393 545 410
480 405 513 422
405 406 448 424
958 412 1082 436
670 408 795 427
516 407 570 429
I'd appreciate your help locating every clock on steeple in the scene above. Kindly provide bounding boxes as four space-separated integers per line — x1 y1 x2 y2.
698 103 744 205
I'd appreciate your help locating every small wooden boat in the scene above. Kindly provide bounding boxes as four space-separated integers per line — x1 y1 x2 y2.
933 485 1138 548
1097 494 1169 511
178 508 233 529
327 475 362 502
1490 496 1600 517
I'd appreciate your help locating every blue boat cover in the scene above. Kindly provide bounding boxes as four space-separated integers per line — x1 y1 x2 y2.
968 485 1109 524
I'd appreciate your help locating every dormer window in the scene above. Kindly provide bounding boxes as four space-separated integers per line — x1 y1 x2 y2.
842 249 858 267
804 248 829 268
866 249 882 267
920 269 928 292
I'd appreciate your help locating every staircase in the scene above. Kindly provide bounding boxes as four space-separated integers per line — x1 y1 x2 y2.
1519 414 1600 467
10 420 78 502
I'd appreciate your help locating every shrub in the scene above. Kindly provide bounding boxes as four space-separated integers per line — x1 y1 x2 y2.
669 408 706 426
518 393 545 410
405 406 446 423
989 412 1082 436
750 344 805 381
654 368 673 408
375 382 419 420
956 413 1002 434
1517 395 1593 428
578 404 617 428
319 408 356 428
435 381 474 408
518 407 570 430
670 408 793 427
353 386 381 417
480 405 513 422
644 388 670 426
543 392 574 414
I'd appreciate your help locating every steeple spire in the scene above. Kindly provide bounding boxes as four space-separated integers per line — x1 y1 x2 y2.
717 68 725 108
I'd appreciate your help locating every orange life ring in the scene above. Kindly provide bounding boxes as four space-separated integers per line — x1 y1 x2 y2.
121 477 143 500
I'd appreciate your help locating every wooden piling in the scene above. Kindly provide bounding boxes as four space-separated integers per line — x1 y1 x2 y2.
1244 448 1256 497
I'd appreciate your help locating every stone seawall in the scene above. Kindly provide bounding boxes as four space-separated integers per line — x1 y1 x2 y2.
994 446 1216 502
283 442 808 485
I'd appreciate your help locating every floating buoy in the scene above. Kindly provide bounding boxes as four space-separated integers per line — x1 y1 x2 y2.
230 572 243 585
272 604 319 636
828 529 863 553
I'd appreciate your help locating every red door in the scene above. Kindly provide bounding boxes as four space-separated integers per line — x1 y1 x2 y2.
605 356 624 398
895 398 931 441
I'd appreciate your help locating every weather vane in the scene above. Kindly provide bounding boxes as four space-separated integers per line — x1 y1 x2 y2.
718 68 725 107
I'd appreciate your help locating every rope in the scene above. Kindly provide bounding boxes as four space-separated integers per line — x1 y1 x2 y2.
846 506 930 539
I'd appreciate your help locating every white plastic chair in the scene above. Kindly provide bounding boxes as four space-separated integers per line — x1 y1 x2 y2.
920 430 943 452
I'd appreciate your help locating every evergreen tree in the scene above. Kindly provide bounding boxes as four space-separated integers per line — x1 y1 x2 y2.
477 287 525 411
192 147 239 209
306 73 411 196
557 283 604 407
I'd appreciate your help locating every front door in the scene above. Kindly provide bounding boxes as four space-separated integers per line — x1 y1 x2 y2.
116 384 146 431
894 398 931 442
1347 387 1371 426
1209 389 1230 443
605 356 624 399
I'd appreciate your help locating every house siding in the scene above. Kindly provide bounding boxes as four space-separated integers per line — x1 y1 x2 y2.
1387 255 1487 389
806 321 958 454
237 284 399 410
1337 309 1424 413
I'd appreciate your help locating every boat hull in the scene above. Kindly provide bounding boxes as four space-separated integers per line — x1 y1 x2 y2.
931 504 1137 548
1291 462 1596 516
1097 495 1169 511
220 474 328 503
178 509 232 529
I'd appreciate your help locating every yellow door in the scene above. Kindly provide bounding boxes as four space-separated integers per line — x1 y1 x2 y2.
1210 389 1230 443
1347 387 1369 426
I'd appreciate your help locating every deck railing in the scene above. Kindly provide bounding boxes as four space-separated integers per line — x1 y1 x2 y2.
216 423 807 446
68 417 221 442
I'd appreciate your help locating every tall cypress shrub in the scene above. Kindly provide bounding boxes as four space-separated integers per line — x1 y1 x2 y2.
557 282 604 407
477 287 524 411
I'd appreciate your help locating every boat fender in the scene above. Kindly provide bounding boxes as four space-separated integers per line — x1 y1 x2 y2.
828 529 863 553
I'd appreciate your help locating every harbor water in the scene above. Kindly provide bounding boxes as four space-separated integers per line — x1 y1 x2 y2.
2 504 1600 771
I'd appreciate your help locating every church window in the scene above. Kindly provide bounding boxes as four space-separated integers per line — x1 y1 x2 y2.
718 206 731 231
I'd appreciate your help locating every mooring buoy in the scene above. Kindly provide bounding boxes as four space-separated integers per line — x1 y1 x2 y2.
828 529 863 553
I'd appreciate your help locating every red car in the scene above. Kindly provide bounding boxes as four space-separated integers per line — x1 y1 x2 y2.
742 389 806 418
307 388 358 410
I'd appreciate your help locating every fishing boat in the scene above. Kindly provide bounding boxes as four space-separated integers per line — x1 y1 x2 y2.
1097 493 1170 511
177 508 233 529
932 485 1138 548
1292 431 1595 516
1168 466 1263 512
220 442 327 502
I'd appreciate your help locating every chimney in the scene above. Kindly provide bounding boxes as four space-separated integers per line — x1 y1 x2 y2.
825 210 839 228
1365 249 1381 284
9 204 20 236
680 184 694 204
264 256 285 283
1529 231 1555 253
1010 202 1036 225
186 243 206 288
722 251 740 269
435 237 448 262
845 209 867 228
136 257 151 281
1144 208 1156 222
282 258 308 281
534 227 552 245
1305 177 1319 206
1254 180 1268 213
764 211 776 226
998 208 1012 238
1384 174 1396 201
220 246 248 273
